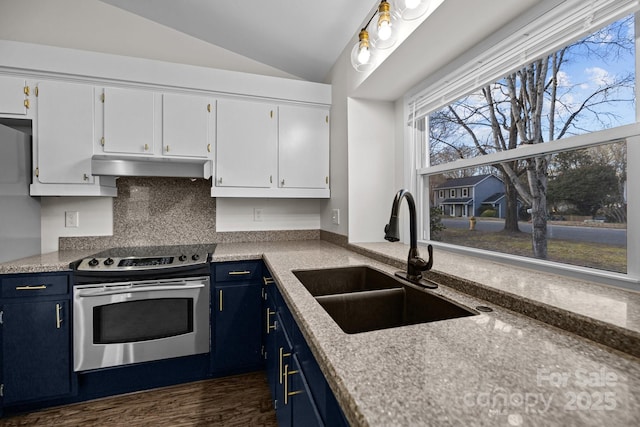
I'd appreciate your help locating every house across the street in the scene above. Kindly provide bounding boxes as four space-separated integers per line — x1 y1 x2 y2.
433 174 509 218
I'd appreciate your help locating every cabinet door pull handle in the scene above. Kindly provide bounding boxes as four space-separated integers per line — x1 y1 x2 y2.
55 303 63 329
228 270 251 276
279 347 291 385
266 309 276 334
15 285 47 290
219 289 223 312
263 277 275 285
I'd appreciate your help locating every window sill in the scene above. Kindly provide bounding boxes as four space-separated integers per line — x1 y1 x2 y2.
348 241 640 358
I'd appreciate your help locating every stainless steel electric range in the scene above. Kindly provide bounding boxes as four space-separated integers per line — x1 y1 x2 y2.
71 244 216 372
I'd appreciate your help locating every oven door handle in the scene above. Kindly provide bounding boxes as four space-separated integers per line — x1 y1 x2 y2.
76 283 205 297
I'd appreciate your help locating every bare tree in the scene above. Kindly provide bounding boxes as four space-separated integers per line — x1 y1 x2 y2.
430 16 634 258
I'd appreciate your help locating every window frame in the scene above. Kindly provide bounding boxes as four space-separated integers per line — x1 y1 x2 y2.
404 5 640 290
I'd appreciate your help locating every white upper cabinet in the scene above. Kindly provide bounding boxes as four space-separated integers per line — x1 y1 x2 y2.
35 81 94 185
278 105 329 190
215 98 277 188
162 93 213 158
0 76 28 115
102 87 155 155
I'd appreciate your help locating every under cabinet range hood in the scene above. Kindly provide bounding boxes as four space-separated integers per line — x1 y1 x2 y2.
91 155 213 179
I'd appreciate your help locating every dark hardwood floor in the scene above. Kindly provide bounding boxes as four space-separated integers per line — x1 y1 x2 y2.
0 372 278 427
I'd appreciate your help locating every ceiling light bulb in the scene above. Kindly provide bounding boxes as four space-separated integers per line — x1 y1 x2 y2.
377 1 392 41
405 0 420 8
378 20 392 41
357 30 371 64
351 29 373 71
357 44 371 64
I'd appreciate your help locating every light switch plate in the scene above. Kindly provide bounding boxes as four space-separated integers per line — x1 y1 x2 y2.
254 208 263 221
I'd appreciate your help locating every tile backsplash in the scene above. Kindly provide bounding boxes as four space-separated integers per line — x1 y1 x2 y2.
59 177 318 251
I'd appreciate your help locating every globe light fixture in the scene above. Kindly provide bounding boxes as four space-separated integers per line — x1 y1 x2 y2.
370 1 398 49
392 0 430 21
350 29 374 71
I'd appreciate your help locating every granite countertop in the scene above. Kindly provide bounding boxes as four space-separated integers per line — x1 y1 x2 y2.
2 240 639 425
212 241 640 426
0 249 96 274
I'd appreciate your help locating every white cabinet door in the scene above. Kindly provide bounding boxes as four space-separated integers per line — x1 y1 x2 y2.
0 76 28 115
102 87 155 155
162 93 213 158
278 105 329 189
216 99 277 188
36 81 94 184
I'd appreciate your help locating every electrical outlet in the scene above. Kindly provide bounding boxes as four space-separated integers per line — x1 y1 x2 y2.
254 208 263 222
65 211 79 228
331 209 340 225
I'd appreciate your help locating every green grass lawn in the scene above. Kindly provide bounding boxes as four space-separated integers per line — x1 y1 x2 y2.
441 228 627 273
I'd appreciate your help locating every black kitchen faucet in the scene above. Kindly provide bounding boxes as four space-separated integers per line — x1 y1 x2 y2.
384 189 436 288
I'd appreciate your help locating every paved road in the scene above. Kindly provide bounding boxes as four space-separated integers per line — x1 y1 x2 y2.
442 218 626 246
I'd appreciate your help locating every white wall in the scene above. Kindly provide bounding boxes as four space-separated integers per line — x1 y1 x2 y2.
347 98 397 243
320 51 350 236
40 197 113 253
216 199 321 232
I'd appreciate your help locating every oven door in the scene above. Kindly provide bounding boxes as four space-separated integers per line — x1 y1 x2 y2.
73 276 210 372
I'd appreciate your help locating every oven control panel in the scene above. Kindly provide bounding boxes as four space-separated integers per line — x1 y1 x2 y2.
76 251 209 271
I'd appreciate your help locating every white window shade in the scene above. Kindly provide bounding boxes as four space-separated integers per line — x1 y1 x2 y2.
407 0 640 121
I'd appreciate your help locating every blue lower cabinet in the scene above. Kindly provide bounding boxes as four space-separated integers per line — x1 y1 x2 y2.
263 267 348 427
212 281 263 374
1 299 72 405
274 312 294 426
286 354 324 427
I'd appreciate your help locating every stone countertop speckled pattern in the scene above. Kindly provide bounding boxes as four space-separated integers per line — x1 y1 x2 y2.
212 241 640 427
0 249 95 274
352 241 640 335
2 240 640 425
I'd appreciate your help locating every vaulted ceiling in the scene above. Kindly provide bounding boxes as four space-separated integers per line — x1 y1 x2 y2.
99 0 378 82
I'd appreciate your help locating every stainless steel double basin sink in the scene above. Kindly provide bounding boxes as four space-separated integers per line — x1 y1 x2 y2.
293 266 477 334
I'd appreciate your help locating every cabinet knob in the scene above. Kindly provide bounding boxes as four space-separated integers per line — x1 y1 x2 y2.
83 173 89 181
281 179 285 186
165 145 170 152
207 103 212 112
207 143 211 153
144 143 149 151
24 99 30 109
218 177 223 184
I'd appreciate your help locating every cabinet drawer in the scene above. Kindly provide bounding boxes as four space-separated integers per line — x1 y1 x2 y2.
215 261 262 282
1 274 69 298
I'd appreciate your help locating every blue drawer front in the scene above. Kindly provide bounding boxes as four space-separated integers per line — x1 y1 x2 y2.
1 274 69 298
214 261 262 282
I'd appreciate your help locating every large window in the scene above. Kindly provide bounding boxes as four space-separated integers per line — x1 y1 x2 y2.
409 4 639 285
